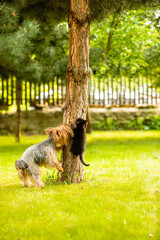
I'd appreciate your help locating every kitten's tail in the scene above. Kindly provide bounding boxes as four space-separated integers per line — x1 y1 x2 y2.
80 154 90 166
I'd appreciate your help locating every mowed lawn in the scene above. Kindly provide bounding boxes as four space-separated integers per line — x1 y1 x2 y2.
0 131 160 240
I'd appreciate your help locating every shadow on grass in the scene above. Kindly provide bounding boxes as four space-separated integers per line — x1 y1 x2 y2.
1 135 160 152
1 132 160 153
0 182 66 192
0 143 33 154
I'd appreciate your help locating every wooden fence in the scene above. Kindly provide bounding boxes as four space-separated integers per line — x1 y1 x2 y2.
88 76 160 106
0 76 65 110
0 76 159 110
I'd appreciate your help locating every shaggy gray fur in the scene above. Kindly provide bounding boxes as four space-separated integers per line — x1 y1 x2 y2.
15 137 63 187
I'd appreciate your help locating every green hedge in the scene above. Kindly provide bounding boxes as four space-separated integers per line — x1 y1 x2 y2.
93 115 160 130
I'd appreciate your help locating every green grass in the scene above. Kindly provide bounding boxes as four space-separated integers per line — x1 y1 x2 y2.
0 131 160 240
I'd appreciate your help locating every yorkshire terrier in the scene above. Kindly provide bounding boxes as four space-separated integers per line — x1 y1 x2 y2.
15 125 73 187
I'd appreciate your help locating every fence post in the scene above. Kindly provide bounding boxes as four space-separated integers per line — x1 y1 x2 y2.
123 77 126 105
57 77 59 105
38 83 41 105
111 77 114 105
48 82 50 105
15 78 22 142
116 78 119 105
2 77 4 104
93 75 95 105
61 78 64 104
25 80 28 111
52 78 55 106
43 82 45 105
103 78 105 106
134 78 136 106
98 78 101 105
107 76 109 105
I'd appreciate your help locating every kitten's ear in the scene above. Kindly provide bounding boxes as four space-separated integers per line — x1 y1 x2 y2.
84 119 88 127
76 118 81 125
83 122 88 129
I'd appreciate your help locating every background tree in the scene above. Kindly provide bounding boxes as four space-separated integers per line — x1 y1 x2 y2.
0 4 40 141
90 9 159 80
0 3 69 141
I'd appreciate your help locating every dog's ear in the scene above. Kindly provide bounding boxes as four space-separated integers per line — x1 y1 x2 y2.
45 128 54 137
45 125 74 146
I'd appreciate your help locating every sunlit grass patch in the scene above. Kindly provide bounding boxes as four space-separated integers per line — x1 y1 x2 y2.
0 131 160 240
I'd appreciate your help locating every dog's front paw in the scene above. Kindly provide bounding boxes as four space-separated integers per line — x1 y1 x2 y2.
33 181 45 188
59 167 64 172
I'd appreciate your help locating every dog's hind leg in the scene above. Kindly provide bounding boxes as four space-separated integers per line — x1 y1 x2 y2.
18 170 32 187
27 163 45 188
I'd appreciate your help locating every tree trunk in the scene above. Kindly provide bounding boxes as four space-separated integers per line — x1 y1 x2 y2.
105 8 121 61
59 0 90 183
15 78 22 142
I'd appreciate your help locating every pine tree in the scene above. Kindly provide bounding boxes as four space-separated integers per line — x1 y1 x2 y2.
0 4 40 141
0 3 69 141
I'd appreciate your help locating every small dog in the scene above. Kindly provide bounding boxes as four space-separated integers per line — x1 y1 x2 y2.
15 125 73 187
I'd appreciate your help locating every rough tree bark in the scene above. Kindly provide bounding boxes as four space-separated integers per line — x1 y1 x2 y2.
59 0 90 183
15 78 22 142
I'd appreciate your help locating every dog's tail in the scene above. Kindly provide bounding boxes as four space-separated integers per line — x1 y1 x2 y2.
15 159 28 170
45 125 74 146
